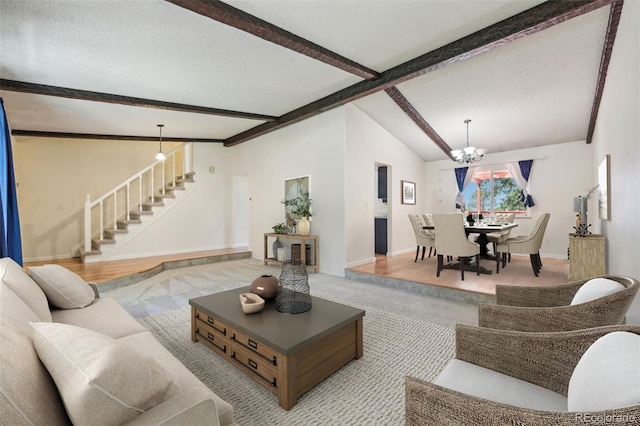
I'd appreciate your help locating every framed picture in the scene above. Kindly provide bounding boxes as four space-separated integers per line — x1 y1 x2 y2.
598 154 610 220
401 180 416 205
284 175 310 220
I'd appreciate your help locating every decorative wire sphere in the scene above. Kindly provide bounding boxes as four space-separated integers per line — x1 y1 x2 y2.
276 260 312 314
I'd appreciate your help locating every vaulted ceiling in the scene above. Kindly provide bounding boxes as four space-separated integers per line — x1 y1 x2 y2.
0 0 621 161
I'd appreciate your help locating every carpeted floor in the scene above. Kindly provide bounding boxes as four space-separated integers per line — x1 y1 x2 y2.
102 258 477 425
139 301 455 425
102 258 477 328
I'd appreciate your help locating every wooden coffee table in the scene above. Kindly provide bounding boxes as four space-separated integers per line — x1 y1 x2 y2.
190 287 365 410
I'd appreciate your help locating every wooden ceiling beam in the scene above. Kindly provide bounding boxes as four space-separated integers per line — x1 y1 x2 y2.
586 1 622 144
0 79 276 122
224 0 615 147
384 87 454 159
10 129 224 143
166 0 380 80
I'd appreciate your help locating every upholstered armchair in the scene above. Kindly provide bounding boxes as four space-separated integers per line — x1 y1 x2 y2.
478 276 639 332
408 214 435 262
496 212 550 276
433 214 480 280
405 324 640 426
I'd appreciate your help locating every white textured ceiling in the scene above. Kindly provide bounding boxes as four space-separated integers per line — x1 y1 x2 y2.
0 0 612 161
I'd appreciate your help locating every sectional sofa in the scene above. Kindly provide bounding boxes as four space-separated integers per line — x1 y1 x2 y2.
0 257 237 425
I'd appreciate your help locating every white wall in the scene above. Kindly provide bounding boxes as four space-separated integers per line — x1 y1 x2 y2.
232 108 347 277
590 0 639 324
423 141 593 259
345 104 426 267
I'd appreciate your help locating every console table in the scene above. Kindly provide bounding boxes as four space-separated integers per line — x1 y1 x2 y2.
264 233 319 273
568 234 605 280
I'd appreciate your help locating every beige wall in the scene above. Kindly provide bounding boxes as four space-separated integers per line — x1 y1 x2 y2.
15 137 181 260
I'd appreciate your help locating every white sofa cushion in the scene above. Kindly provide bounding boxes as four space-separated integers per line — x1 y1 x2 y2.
434 359 567 411
568 331 640 412
570 277 625 305
1 257 52 321
31 322 174 426
28 264 95 309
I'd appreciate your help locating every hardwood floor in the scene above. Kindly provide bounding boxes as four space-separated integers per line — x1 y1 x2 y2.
25 248 569 296
347 251 569 296
24 247 250 284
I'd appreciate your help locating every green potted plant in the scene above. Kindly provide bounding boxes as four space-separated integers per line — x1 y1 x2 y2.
282 188 312 235
282 187 312 218
272 222 289 234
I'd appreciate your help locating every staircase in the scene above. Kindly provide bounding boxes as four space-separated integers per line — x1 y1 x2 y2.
78 143 194 263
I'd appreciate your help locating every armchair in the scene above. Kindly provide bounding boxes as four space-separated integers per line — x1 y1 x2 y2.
406 324 640 425
478 275 639 332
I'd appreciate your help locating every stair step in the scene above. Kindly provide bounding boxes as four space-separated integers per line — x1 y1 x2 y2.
143 202 164 208
104 229 128 238
94 239 116 246
117 219 142 226
79 247 101 258
155 193 176 199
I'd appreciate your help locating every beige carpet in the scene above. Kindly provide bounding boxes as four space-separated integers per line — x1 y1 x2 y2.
139 296 455 425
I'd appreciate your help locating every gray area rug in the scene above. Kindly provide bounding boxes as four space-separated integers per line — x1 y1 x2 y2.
139 300 455 425
102 258 477 328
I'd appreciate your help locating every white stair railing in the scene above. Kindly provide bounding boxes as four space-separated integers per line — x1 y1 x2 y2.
83 143 193 253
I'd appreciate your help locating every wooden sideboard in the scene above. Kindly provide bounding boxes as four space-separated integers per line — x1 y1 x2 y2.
264 233 319 273
568 234 605 281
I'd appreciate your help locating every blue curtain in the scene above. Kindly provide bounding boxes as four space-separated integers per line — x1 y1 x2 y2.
0 98 23 265
454 167 468 210
518 159 535 207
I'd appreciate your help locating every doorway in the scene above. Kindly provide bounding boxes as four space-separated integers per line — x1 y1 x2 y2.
374 163 391 255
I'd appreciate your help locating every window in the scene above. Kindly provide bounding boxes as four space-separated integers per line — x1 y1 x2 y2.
463 167 529 217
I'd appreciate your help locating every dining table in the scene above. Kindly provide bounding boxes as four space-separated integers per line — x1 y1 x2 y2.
424 221 518 275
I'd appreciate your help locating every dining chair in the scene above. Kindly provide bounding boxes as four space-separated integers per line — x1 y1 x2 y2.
486 213 515 256
433 214 480 280
408 214 435 262
496 213 550 276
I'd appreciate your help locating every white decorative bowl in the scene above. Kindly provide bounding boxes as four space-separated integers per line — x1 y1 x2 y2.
239 293 265 314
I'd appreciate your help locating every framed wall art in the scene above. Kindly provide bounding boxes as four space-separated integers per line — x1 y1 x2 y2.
401 180 416 205
283 175 310 220
598 154 610 220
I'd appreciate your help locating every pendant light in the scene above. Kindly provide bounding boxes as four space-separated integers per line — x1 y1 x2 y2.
155 124 166 161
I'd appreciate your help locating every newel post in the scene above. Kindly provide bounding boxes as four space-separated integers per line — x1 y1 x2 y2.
184 142 193 175
84 194 91 252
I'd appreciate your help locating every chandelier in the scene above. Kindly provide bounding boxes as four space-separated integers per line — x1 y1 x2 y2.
451 119 486 164
155 124 166 161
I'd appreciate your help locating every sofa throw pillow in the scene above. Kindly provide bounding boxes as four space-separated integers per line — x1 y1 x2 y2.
31 322 174 426
28 264 95 309
568 331 640 412
570 277 625 305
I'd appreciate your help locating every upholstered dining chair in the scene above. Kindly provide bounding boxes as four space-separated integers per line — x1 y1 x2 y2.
408 214 435 262
405 324 640 425
478 275 640 332
433 214 480 280
486 213 515 256
496 213 550 276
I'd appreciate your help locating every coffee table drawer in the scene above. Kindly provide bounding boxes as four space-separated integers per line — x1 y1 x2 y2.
195 321 229 357
195 310 229 337
231 329 278 366
230 344 278 390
